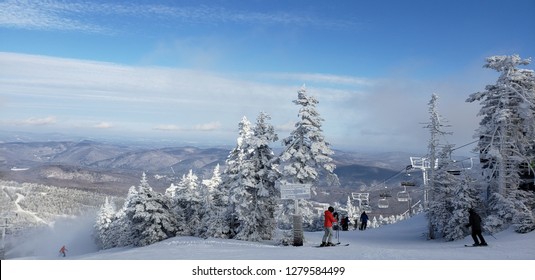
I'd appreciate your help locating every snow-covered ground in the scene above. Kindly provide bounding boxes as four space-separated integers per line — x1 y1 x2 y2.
3 213 534 279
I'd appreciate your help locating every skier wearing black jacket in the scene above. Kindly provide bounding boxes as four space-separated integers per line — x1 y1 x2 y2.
465 208 488 246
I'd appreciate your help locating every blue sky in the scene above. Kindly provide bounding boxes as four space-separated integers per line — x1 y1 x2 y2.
1 0 534 153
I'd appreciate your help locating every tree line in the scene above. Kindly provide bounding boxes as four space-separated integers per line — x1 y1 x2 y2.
426 54 535 240
94 54 535 249
94 86 340 248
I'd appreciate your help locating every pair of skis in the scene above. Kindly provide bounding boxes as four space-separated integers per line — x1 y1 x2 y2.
315 243 350 248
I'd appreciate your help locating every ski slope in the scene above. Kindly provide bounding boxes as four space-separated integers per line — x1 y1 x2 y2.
3 213 534 280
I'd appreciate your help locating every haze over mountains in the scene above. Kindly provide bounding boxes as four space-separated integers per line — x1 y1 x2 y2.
0 133 418 203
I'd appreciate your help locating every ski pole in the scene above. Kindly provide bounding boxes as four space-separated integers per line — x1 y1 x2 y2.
483 226 497 240
337 223 340 244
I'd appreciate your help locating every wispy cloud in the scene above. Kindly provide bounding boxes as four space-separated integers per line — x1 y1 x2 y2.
5 116 58 126
264 73 374 87
0 0 356 33
93 122 113 129
153 124 182 131
193 121 221 131
154 122 221 132
0 52 485 152
0 0 106 32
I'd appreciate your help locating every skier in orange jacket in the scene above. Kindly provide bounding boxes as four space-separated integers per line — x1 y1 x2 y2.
320 206 338 247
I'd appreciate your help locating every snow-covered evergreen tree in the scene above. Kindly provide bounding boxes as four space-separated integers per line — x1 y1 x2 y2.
443 173 481 241
424 93 452 239
94 197 116 249
466 54 535 233
201 164 232 239
345 196 356 227
202 164 222 195
227 113 282 241
370 216 379 228
278 85 340 231
124 173 178 247
110 186 137 247
222 116 254 239
430 145 480 241
280 85 339 187
246 112 281 240
166 170 202 236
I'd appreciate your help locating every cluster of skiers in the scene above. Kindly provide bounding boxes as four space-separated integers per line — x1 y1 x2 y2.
320 206 488 247
56 207 489 252
320 206 370 247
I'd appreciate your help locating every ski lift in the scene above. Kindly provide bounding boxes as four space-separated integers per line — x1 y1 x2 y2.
400 165 417 186
377 197 389 209
397 186 410 202
351 192 369 201
352 192 372 213
361 204 372 213
401 173 416 186
377 188 390 209
447 158 474 176
397 166 414 202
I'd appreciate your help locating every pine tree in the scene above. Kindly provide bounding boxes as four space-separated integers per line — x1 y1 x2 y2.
280 85 340 245
202 164 222 195
466 54 535 233
110 186 138 247
226 113 281 241
125 173 178 247
167 170 202 236
429 145 480 240
222 116 254 239
280 85 339 186
345 195 356 228
279 85 340 232
444 173 481 241
94 197 116 249
247 112 281 240
424 93 451 239
201 164 232 239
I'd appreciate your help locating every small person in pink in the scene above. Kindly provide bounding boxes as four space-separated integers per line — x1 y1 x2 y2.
59 245 68 257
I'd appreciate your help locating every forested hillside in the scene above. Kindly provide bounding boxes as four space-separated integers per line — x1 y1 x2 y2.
0 180 122 234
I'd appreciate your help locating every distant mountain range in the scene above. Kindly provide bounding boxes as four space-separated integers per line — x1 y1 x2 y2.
0 138 420 208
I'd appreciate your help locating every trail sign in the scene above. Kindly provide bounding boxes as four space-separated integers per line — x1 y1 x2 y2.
279 183 311 247
280 183 311 200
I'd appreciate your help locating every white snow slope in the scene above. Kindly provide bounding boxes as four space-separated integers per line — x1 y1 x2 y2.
3 214 534 279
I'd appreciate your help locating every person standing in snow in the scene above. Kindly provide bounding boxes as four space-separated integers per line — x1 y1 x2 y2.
59 245 68 257
465 208 488 246
321 206 338 247
359 211 369 230
341 215 349 231
332 211 340 231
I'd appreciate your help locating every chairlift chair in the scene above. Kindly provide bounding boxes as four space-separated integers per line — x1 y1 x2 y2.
352 192 369 200
377 189 390 208
447 170 461 176
464 158 474 169
378 198 389 209
379 192 391 198
447 158 474 175
397 186 410 202
361 204 372 213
